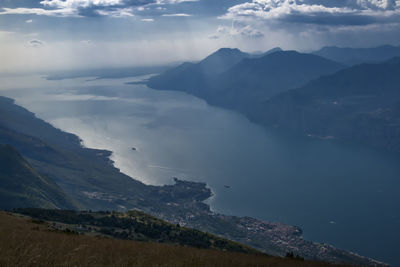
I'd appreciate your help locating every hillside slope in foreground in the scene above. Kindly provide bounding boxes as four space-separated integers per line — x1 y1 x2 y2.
0 211 350 267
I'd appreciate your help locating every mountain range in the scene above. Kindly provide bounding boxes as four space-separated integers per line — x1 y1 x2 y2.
148 49 344 120
312 45 400 66
148 45 400 153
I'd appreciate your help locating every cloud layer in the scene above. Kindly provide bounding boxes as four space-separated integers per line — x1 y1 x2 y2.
0 0 197 17
222 0 400 26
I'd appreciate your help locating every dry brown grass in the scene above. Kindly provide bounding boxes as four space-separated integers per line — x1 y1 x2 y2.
0 212 350 267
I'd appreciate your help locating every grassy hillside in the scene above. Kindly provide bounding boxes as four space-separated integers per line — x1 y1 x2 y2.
0 144 76 210
0 211 349 267
14 208 259 254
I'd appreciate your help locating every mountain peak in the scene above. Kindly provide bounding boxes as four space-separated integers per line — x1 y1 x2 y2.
263 47 283 55
199 48 249 75
214 47 243 55
202 48 248 62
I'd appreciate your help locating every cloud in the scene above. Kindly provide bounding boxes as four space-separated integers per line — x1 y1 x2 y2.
210 23 264 39
0 7 77 17
80 40 92 44
238 24 264 37
96 7 134 16
141 18 154 21
156 0 198 3
29 39 44 47
222 0 400 26
25 19 33 23
39 0 123 8
0 0 197 17
161 13 191 16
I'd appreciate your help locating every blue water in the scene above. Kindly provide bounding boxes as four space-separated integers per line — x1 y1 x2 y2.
1 74 399 266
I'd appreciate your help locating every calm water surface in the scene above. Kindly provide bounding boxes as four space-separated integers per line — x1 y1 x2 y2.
1 74 399 266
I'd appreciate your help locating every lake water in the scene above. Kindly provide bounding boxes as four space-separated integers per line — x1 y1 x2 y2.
1 74 399 266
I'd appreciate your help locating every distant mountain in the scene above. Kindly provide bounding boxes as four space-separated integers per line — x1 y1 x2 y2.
209 51 344 115
148 48 249 96
250 47 283 58
260 59 400 152
265 47 283 54
149 48 400 153
0 144 76 210
199 48 250 75
148 49 344 121
313 45 400 65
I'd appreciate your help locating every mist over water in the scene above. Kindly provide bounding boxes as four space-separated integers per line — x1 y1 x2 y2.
1 75 399 266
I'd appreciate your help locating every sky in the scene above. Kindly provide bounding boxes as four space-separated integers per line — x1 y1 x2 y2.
1 0 400 72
